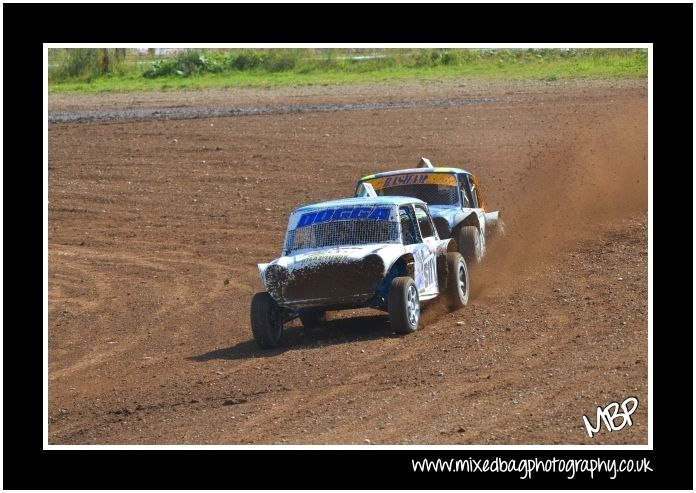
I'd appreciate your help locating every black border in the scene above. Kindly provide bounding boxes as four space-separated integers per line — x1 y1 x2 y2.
4 2 692 490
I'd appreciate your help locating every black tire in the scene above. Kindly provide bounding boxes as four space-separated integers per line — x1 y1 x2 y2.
388 277 420 334
455 225 483 264
250 292 284 349
299 310 326 328
445 252 469 309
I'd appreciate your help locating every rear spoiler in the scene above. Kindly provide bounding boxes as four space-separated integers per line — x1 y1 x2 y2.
355 182 378 198
416 157 434 169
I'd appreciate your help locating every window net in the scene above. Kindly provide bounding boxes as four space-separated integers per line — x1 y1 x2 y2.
286 220 400 252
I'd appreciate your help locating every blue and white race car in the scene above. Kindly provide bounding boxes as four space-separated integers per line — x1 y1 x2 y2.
251 195 469 348
356 158 503 263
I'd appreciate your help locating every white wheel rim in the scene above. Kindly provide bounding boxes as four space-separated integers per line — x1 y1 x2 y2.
458 261 467 298
406 284 419 327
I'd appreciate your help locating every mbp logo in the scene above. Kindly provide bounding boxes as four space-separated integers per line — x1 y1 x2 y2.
582 396 639 438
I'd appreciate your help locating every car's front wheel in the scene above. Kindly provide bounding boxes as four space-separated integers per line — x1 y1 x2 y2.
250 292 284 349
445 252 469 309
389 277 420 334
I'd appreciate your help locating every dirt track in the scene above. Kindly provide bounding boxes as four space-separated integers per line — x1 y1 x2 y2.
48 79 648 444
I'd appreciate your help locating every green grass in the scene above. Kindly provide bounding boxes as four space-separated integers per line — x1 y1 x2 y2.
48 49 647 94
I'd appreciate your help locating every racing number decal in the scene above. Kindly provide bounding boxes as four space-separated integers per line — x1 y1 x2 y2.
422 254 437 290
414 247 437 294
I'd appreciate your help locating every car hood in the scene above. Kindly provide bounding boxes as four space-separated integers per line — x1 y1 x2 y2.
259 243 405 281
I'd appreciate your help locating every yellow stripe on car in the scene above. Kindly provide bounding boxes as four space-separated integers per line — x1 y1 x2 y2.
365 173 457 190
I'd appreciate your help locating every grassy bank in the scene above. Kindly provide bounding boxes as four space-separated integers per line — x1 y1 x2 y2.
48 48 647 94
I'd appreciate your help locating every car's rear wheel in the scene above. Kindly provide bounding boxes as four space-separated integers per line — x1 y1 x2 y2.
455 225 484 264
299 310 326 328
389 277 420 334
445 252 469 309
250 292 284 349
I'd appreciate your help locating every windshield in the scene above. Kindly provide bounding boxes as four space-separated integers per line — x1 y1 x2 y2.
375 184 458 205
361 173 460 206
284 206 400 253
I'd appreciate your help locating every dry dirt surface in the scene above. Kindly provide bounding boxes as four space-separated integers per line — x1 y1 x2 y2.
48 79 648 445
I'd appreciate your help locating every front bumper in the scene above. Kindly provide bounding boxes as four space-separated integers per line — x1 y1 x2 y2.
267 256 384 309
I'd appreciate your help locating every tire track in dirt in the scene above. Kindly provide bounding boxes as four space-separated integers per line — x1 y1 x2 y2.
49 98 497 124
48 244 250 384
